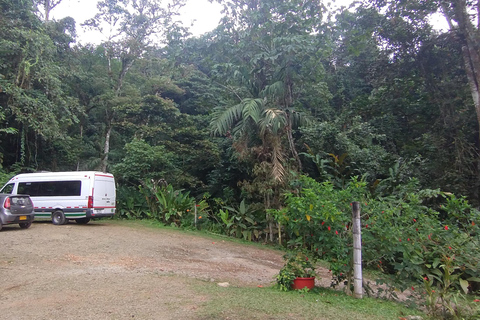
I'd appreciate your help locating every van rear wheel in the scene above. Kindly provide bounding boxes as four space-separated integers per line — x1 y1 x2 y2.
75 218 90 224
52 210 67 225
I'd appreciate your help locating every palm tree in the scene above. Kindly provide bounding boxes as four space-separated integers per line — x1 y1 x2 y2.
210 82 304 183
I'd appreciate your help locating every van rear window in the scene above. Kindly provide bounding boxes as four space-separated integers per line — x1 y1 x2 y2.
18 181 81 196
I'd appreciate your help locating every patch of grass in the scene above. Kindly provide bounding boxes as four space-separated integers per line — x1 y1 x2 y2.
192 282 424 320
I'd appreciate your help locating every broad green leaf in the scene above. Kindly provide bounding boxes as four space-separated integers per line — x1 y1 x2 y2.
459 279 469 294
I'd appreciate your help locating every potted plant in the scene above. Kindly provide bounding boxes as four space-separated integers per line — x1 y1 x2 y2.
276 251 317 291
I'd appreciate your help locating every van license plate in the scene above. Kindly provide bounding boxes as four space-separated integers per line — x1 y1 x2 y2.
19 216 27 220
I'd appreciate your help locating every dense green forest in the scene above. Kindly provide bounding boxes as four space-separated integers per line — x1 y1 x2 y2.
1 0 478 204
0 0 475 194
2 0 480 316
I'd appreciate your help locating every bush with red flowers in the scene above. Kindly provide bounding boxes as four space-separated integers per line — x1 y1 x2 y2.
272 175 480 305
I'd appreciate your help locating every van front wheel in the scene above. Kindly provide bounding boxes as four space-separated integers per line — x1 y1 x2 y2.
52 210 67 225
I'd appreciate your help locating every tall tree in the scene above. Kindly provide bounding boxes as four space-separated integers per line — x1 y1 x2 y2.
35 0 64 21
210 0 327 179
0 0 81 170
367 0 480 141
82 0 187 172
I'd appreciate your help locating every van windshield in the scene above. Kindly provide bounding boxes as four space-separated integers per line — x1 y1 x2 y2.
18 181 82 196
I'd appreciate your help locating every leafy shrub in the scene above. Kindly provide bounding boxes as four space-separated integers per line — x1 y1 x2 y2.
139 180 195 226
272 175 480 317
115 185 150 219
219 199 265 241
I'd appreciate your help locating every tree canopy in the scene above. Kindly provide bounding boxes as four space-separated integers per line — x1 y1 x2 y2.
0 0 478 206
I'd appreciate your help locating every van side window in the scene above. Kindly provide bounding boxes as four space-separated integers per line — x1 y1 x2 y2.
0 183 14 194
18 181 82 196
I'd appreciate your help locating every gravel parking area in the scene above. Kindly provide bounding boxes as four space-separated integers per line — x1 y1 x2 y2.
0 221 286 319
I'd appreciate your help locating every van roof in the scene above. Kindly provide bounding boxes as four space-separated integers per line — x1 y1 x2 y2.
10 171 114 180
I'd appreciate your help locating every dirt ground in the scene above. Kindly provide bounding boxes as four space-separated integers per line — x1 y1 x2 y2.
0 220 340 319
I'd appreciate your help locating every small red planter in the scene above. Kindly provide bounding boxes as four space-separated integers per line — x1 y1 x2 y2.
292 277 315 290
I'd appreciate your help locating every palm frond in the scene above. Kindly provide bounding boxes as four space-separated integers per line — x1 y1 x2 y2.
260 108 287 136
261 81 284 100
288 109 311 128
270 135 286 182
241 98 264 124
211 98 265 136
210 103 245 136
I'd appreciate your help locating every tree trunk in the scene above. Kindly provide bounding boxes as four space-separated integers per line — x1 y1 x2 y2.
286 112 302 171
76 124 83 171
45 0 50 21
101 120 112 172
447 0 480 198
448 0 480 142
43 0 63 22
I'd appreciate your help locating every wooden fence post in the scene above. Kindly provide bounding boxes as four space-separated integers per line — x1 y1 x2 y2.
352 201 363 299
194 203 197 228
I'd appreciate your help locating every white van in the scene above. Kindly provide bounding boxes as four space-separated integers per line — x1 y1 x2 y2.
0 171 116 225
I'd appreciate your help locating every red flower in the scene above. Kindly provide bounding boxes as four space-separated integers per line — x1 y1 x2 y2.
399 238 402 242
321 221 325 225
424 277 428 281
196 204 200 207
428 234 431 240
407 238 410 241
449 246 452 250
416 228 418 232
366 224 368 228
364 203 367 206
474 299 480 302
413 219 417 222
328 226 331 231
316 248 318 251
306 258 308 261
350 203 352 206
411 286 415 291
335 230 339 235
444 225 449 230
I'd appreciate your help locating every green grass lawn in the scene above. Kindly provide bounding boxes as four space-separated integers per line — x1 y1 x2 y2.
192 281 424 320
